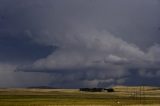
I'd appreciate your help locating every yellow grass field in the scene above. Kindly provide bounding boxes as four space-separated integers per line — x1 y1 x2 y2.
0 86 159 106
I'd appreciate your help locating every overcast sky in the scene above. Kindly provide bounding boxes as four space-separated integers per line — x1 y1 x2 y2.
0 0 160 88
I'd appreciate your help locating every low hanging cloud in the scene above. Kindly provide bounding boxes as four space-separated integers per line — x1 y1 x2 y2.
32 30 145 69
0 63 17 87
17 28 160 87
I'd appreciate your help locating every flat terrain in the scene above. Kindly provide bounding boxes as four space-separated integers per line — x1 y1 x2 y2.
0 86 159 106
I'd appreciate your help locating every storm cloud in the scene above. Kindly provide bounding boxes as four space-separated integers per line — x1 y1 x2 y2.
0 0 160 88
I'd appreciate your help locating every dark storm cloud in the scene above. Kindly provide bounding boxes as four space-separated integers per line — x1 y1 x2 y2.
0 0 56 63
0 35 54 63
0 0 160 87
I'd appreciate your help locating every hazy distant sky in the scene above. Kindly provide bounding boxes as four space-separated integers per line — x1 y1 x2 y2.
0 0 160 88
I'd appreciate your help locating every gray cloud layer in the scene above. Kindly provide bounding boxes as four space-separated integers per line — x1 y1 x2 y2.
0 0 160 87
19 29 160 87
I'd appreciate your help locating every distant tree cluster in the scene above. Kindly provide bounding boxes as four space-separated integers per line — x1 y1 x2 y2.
79 88 114 92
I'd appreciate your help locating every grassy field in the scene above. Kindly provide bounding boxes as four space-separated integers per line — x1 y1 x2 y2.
0 86 159 106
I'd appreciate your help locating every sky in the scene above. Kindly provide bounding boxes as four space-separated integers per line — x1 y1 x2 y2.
0 0 160 88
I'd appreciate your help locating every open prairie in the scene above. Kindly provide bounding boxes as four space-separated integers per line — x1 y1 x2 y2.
0 86 159 106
